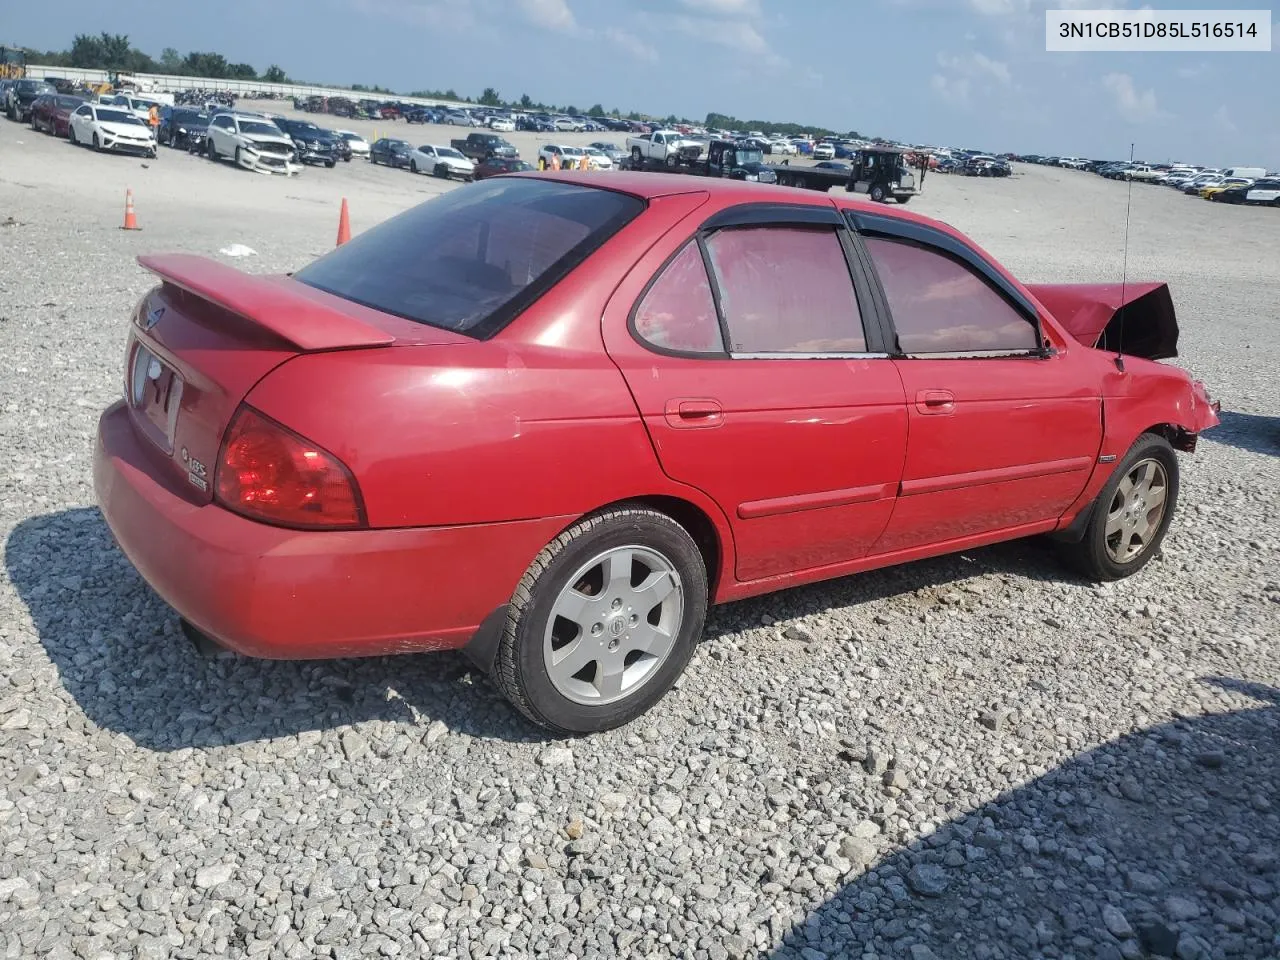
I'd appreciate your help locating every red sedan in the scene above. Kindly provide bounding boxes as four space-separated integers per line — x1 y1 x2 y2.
93 174 1220 733
29 93 84 138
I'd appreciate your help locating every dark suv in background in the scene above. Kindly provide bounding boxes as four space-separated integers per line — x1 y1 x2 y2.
270 116 340 167
158 106 212 151
6 79 56 123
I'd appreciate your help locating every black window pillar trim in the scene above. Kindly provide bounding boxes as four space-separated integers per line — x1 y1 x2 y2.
844 209 1054 359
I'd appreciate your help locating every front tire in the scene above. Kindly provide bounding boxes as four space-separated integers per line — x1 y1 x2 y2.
870 184 886 202
1062 434 1179 582
434 163 448 178
410 160 418 174
494 505 709 734
92 133 102 152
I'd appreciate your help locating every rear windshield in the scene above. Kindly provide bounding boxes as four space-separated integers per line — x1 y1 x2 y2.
295 178 644 338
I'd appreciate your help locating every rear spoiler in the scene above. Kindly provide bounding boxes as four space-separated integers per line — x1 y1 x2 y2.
137 254 395 351
1026 281 1178 361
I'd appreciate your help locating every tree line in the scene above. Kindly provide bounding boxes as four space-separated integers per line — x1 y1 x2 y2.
20 34 863 138
22 33 290 84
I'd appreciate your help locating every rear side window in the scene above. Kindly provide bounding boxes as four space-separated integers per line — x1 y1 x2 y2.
704 226 867 354
633 243 725 354
295 179 643 337
864 236 1038 355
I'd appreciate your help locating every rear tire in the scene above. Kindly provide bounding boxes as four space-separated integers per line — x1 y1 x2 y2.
1060 434 1179 582
494 505 708 734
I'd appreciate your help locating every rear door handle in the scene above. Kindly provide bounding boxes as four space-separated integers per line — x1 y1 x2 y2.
915 389 955 414
664 398 723 428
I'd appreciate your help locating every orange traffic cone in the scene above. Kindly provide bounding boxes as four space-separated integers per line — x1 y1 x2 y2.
336 198 351 246
120 188 140 231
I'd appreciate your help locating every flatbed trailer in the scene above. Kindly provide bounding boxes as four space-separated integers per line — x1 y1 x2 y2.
619 140 778 183
621 142 919 203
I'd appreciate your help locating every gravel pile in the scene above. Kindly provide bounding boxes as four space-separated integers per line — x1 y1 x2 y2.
2 118 1278 959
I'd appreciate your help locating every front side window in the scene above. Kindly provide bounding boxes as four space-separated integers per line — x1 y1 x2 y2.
863 236 1039 355
704 226 867 354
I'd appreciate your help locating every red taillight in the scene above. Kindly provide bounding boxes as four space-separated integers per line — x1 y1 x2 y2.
215 406 365 529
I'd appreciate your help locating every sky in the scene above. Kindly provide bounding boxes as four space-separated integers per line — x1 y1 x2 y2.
9 0 1278 166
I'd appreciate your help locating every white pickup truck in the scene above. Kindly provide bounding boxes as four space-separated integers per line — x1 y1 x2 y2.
1123 164 1162 182
625 129 704 167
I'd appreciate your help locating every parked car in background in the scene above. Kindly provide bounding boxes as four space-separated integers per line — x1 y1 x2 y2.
157 106 210 151
1244 178 1280 205
272 117 340 167
813 142 836 160
589 141 629 166
1201 177 1254 200
583 147 615 170
206 113 298 175
626 129 704 166
68 102 157 157
6 78 56 122
409 144 475 179
537 144 588 170
29 93 84 138
337 131 371 157
473 156 535 180
95 174 1220 734
450 132 518 162
444 110 476 126
369 138 414 168
488 117 515 132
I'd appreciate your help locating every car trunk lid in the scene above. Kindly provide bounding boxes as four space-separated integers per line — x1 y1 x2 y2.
125 254 468 502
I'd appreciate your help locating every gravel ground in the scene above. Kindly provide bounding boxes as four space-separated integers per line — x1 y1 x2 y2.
2 103 1279 960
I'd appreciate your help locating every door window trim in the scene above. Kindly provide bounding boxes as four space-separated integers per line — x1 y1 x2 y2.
627 202 892 360
843 209 1053 359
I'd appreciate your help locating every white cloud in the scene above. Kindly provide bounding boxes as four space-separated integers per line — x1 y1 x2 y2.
643 1 785 67
1176 62 1209 79
1102 72 1168 123
677 0 761 14
515 0 578 32
941 51 1011 85
931 73 972 107
604 27 659 62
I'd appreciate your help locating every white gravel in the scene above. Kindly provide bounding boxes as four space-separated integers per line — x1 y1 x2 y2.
1 102 1278 960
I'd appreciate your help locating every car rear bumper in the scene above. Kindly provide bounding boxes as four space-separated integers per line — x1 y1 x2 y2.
94 400 568 660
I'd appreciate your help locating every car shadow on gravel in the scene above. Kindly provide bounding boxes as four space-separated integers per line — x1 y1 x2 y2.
10 505 1105 750
768 678 1280 960
1206 410 1280 457
5 507 543 750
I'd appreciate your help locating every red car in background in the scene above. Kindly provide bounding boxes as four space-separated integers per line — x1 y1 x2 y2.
93 174 1219 734
29 93 84 138
473 156 535 180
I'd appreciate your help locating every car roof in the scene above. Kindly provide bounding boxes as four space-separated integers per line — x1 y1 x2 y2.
516 171 957 234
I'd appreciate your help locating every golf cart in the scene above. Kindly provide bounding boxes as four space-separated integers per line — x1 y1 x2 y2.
845 147 918 204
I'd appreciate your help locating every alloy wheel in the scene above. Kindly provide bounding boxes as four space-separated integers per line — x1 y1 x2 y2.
543 546 684 706
1104 458 1169 563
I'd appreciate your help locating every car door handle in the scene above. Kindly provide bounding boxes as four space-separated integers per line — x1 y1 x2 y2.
664 398 723 428
915 389 955 414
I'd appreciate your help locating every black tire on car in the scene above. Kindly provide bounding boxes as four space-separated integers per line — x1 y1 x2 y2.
897 196 911 204
410 160 418 174
92 133 101 152
870 184 886 202
207 138 217 161
1062 433 1180 582
434 163 448 178
494 504 709 735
